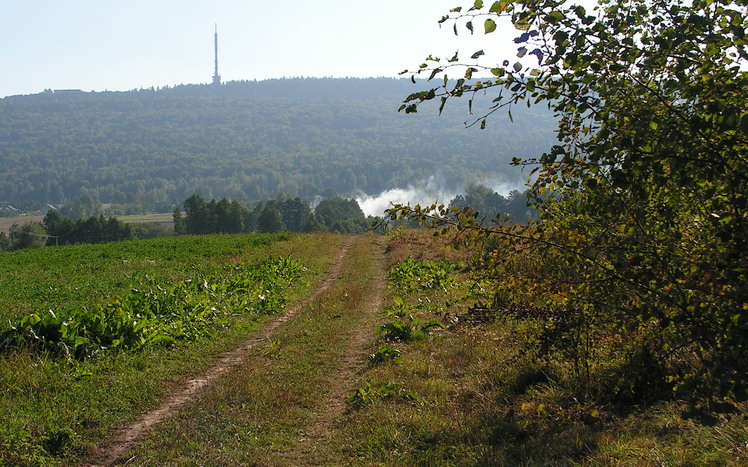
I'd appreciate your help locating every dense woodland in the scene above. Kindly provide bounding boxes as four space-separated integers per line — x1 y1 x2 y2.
0 78 556 213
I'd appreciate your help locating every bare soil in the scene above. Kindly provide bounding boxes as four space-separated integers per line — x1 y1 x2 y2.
0 215 43 233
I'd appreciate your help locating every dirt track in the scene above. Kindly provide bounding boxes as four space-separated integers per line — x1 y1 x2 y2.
84 238 358 466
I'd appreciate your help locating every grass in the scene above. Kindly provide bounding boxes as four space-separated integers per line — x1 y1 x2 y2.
2 228 746 465
131 233 386 465
0 233 307 323
0 213 173 234
0 215 44 233
117 212 174 225
330 228 748 466
0 232 348 466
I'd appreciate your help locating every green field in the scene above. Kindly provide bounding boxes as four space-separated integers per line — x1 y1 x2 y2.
0 233 348 465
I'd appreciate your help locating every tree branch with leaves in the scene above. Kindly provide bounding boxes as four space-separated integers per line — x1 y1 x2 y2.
389 0 748 416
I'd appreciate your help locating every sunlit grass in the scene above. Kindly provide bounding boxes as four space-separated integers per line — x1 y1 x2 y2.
0 233 347 465
132 233 386 465
2 229 746 465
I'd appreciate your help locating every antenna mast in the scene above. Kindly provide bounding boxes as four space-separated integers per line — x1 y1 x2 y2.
212 24 221 86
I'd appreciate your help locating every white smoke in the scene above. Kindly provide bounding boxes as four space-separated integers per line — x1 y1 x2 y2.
356 174 526 218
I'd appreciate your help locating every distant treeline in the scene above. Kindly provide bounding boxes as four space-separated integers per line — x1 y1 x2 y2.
0 183 535 251
0 212 133 251
174 183 537 238
0 78 556 211
174 194 374 236
0 194 377 251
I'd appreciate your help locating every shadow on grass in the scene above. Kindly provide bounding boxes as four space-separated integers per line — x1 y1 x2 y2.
462 357 679 466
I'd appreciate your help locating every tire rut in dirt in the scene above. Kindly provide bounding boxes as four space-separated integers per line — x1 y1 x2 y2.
83 238 354 467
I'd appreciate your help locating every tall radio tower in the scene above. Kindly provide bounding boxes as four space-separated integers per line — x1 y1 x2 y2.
212 24 221 86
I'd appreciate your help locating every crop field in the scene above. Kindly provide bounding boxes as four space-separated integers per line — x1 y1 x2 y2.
0 232 348 465
0 215 44 233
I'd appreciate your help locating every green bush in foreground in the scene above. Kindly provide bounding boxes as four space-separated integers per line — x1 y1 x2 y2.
392 0 748 416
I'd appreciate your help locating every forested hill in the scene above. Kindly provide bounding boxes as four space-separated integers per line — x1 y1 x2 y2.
0 78 556 212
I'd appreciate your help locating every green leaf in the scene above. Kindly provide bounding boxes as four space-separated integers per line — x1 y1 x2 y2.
474 0 484 8
466 21 474 34
741 112 748 135
471 50 485 59
513 62 523 72
490 0 508 13
548 10 565 23
485 18 497 34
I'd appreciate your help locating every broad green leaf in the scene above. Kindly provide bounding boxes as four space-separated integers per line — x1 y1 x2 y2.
485 18 497 34
548 10 565 23
490 0 509 13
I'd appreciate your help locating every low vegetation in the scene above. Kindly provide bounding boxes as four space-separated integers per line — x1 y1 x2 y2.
0 233 348 465
1 228 746 465
328 229 748 465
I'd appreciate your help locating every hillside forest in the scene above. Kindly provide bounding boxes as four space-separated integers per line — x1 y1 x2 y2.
0 78 556 214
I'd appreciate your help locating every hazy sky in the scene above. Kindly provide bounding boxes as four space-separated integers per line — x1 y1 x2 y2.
1 0 521 98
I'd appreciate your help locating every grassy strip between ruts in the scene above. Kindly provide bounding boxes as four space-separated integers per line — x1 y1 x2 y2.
129 233 386 465
0 233 349 466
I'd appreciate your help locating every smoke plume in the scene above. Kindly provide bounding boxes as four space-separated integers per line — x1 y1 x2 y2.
356 174 526 218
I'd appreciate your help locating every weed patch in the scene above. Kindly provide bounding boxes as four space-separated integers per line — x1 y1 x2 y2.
0 256 304 358
367 345 402 367
347 380 424 410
